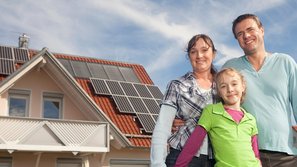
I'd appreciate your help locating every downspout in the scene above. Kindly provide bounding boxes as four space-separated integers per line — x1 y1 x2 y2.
34 152 42 167
100 152 107 166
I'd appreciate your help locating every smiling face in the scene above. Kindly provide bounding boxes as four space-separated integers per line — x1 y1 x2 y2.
216 69 246 108
234 18 265 56
188 38 215 74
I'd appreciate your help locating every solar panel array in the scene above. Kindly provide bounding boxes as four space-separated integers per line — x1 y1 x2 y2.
58 59 141 83
0 46 29 75
90 78 163 133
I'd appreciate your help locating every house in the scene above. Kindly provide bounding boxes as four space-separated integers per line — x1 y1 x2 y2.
0 43 162 166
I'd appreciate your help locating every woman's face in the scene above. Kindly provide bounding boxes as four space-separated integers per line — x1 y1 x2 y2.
188 38 215 73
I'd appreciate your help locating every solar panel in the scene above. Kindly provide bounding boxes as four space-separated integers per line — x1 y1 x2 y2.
112 95 135 114
90 78 110 95
0 59 15 75
119 66 140 83
71 61 91 78
0 46 13 59
103 65 125 81
136 113 155 133
146 85 163 99
151 114 159 122
88 77 164 134
156 99 162 105
105 80 125 95
120 82 139 97
133 84 152 98
58 59 75 76
128 97 149 113
13 48 29 62
87 63 108 79
142 98 160 114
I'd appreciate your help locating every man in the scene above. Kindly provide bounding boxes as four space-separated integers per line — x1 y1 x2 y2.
223 13 297 167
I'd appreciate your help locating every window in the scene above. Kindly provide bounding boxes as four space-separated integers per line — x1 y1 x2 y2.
43 92 63 119
57 158 82 167
8 89 30 117
110 159 150 167
0 157 12 167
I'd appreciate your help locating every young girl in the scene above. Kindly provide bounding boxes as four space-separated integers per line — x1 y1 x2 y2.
174 68 261 167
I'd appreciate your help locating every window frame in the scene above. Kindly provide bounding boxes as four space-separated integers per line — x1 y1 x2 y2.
0 157 12 167
8 89 31 117
42 92 64 119
56 158 82 167
110 159 150 167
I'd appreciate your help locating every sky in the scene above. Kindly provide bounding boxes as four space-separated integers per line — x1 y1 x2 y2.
1 0 297 92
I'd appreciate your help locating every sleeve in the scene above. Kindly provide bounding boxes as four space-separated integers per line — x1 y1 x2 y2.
251 135 260 159
162 80 179 108
288 56 297 122
174 126 207 167
150 104 177 167
198 107 212 131
250 115 258 136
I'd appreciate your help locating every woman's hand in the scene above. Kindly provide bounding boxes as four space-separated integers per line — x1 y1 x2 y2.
172 118 185 133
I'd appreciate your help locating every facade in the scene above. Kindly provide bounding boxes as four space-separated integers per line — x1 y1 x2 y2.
0 45 161 167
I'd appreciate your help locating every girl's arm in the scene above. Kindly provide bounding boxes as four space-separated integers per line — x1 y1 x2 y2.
251 135 260 159
174 125 207 167
252 134 262 166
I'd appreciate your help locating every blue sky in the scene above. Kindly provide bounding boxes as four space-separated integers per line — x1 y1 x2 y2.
1 0 297 91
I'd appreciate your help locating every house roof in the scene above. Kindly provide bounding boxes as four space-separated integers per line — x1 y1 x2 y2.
0 46 161 148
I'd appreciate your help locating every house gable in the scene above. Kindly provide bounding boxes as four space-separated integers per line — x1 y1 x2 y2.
1 46 163 149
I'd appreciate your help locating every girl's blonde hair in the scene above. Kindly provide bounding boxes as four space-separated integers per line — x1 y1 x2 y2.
215 68 246 104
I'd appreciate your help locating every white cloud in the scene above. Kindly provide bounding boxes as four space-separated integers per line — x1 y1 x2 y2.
1 0 296 90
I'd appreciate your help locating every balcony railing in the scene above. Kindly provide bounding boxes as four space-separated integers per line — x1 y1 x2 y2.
0 116 109 154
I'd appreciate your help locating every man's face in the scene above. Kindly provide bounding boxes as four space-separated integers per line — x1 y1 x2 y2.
234 18 264 55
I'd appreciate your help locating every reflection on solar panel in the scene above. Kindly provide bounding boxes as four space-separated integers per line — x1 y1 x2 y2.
136 113 155 133
90 78 163 133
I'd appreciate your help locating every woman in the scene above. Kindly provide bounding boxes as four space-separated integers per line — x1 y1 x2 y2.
150 34 218 167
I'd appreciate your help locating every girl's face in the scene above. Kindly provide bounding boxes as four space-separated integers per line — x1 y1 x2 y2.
188 38 215 74
217 72 245 107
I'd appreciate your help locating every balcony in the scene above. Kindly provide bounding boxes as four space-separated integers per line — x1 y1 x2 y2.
0 116 109 154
